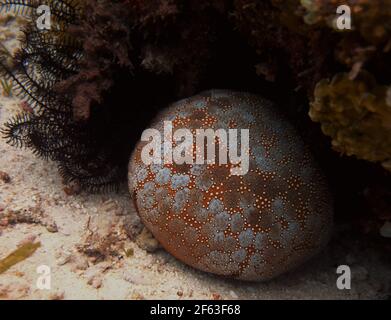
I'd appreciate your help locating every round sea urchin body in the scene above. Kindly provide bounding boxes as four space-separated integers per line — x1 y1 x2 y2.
129 90 333 281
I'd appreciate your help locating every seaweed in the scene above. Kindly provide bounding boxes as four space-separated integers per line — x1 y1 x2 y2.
0 242 41 274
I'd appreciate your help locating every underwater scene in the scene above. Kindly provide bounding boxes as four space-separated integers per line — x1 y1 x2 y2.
0 0 390 301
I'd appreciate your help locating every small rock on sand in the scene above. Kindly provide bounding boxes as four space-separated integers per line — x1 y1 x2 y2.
136 227 160 252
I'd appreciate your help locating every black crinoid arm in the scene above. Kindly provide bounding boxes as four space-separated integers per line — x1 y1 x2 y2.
0 0 133 191
0 1 141 192
0 0 120 191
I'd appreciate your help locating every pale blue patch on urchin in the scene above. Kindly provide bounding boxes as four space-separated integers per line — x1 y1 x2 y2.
208 199 224 214
213 231 225 245
155 167 172 185
135 167 148 182
252 145 275 172
257 156 275 172
280 221 300 247
143 181 155 193
214 211 230 231
231 213 244 233
239 229 254 247
139 186 156 210
173 188 190 212
249 253 264 268
241 109 255 123
190 164 205 176
197 207 209 222
195 174 213 191
138 182 155 205
194 100 206 109
151 163 166 174
232 248 247 263
272 197 285 216
171 174 190 189
254 233 266 250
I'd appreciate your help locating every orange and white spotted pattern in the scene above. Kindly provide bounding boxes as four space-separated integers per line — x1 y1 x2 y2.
129 90 333 281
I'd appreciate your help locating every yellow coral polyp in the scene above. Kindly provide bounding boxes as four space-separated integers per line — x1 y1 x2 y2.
309 71 391 171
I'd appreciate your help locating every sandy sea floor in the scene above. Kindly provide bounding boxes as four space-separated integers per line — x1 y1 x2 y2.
0 15 391 300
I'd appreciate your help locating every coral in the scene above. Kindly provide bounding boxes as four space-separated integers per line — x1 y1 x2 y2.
309 72 391 172
129 90 333 281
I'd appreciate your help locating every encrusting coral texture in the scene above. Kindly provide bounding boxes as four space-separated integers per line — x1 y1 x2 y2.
129 90 333 281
